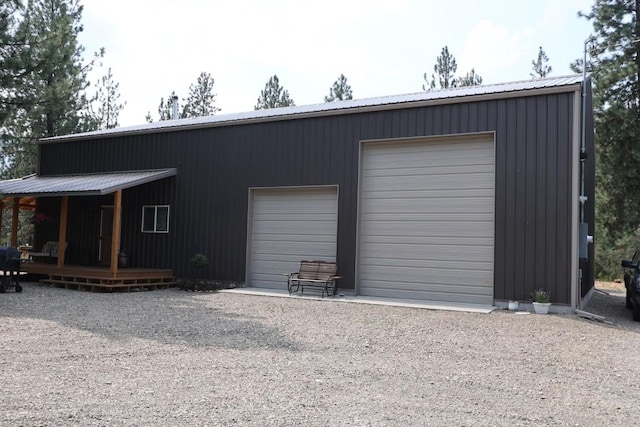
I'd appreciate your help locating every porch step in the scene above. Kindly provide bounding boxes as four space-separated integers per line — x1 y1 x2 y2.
41 275 176 293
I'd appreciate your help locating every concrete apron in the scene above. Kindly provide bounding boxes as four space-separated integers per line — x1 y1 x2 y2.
219 288 496 314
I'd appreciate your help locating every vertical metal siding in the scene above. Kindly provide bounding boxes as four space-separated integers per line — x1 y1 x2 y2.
38 92 579 303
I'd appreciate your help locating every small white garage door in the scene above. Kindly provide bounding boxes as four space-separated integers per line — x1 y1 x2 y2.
358 135 495 304
248 187 338 289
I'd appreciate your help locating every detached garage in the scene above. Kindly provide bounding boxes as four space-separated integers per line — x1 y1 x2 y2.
4 74 594 309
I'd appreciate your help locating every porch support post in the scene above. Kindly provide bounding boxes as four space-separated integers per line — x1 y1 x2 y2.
110 190 122 276
57 196 68 268
10 197 19 246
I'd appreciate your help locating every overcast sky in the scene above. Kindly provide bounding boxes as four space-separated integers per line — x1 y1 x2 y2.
79 0 595 127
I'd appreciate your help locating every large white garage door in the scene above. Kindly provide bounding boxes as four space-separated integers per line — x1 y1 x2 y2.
248 187 338 289
358 135 495 304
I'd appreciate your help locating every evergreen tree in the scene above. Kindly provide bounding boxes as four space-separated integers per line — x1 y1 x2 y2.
572 0 640 278
458 68 483 87
255 75 294 110
424 46 482 90
1 0 101 178
92 67 125 129
324 74 353 102
182 71 220 118
425 46 457 90
0 1 28 128
157 91 180 121
530 46 552 78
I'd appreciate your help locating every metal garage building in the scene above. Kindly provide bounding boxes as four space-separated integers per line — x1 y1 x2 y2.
2 75 595 308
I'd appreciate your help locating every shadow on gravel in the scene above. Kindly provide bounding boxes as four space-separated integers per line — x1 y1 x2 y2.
0 282 304 351
582 287 640 333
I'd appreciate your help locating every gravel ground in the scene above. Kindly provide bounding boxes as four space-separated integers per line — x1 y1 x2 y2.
1 282 639 426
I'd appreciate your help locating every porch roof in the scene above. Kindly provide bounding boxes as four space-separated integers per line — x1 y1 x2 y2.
0 168 177 198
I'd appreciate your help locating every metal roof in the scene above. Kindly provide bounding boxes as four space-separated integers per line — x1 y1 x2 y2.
0 168 177 198
43 74 585 143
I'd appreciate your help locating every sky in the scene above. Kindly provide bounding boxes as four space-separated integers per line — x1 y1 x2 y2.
79 0 595 127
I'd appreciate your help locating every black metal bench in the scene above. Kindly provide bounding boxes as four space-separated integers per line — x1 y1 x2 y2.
286 260 340 298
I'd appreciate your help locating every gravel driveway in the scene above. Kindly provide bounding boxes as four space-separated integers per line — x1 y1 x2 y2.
1 282 639 426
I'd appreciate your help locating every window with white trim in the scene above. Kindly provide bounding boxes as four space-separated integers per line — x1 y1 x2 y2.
142 205 170 233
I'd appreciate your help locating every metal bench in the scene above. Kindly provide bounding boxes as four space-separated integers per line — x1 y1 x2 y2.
286 260 340 298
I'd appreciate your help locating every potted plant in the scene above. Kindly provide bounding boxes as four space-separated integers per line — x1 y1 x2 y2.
531 288 551 314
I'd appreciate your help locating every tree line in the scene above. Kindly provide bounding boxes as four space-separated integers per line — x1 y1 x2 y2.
147 44 553 122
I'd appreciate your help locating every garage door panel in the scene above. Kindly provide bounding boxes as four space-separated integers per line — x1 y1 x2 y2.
359 137 494 304
362 212 494 222
360 198 493 215
249 187 338 289
365 151 493 170
253 201 337 214
357 286 493 305
251 233 336 243
359 257 491 271
365 140 491 159
362 173 494 191
361 222 494 238
360 243 493 263
360 278 493 295
361 235 493 248
253 212 338 222
252 241 337 257
364 163 494 177
253 220 337 235
360 271 493 289
365 189 494 200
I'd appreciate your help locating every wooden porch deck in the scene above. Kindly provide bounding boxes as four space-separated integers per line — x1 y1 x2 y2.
21 263 176 292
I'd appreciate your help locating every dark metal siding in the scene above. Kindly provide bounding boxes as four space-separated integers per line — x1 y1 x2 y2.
39 91 581 303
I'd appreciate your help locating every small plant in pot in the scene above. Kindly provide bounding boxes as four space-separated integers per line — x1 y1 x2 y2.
531 288 551 314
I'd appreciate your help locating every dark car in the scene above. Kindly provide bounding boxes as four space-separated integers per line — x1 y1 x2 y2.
621 251 640 321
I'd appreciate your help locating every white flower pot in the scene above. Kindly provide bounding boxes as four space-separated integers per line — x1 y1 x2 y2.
508 300 519 311
532 302 551 314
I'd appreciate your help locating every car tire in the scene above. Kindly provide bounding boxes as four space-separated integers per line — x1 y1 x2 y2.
633 304 640 322
627 289 634 309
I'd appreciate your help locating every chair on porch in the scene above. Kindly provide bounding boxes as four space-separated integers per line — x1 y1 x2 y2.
30 241 68 263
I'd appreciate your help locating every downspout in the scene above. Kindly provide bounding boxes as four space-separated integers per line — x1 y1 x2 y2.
577 40 595 309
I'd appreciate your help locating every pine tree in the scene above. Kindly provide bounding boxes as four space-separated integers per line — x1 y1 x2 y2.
182 72 220 118
1 0 101 178
572 0 640 277
92 67 125 129
0 1 27 128
458 68 483 87
324 74 353 102
425 46 457 90
255 75 295 110
530 46 552 78
424 46 482 90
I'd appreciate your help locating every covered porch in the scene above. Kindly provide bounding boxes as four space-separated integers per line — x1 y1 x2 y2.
0 169 177 291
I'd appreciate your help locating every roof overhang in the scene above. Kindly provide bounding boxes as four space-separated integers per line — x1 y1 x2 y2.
0 168 177 198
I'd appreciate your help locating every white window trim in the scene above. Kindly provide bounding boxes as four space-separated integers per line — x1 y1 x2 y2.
141 205 170 233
